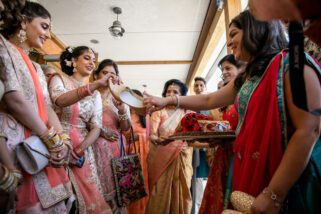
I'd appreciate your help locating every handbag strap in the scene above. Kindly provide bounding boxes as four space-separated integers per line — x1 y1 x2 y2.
24 143 50 159
127 126 137 154
119 131 126 157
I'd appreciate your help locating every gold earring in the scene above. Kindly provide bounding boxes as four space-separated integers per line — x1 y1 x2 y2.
73 62 77 73
17 29 27 43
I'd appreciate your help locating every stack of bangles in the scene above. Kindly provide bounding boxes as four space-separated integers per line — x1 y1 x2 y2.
118 112 129 121
77 84 93 99
40 127 66 152
0 164 22 192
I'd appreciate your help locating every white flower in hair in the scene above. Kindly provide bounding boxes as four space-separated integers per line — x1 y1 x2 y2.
64 59 72 67
67 47 73 53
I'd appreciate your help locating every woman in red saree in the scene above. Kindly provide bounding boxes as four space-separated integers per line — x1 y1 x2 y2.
144 10 321 213
0 2 72 213
91 59 131 213
146 79 193 214
199 54 241 214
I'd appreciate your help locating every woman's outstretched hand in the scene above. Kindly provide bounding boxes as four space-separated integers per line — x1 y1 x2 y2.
143 92 168 114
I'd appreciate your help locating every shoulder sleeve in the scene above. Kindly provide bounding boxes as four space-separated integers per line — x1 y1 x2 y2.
0 40 22 93
150 110 161 136
48 74 68 106
89 91 103 129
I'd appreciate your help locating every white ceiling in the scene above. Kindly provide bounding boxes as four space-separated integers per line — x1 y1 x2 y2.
38 0 210 96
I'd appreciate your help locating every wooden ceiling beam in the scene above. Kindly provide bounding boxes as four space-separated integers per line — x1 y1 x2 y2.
185 0 220 86
117 60 192 65
224 0 242 54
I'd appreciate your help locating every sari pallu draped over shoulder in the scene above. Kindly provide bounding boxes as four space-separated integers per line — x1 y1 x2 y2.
233 51 321 212
48 74 111 214
0 35 72 212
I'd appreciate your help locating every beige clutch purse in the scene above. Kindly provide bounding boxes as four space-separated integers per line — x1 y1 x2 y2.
0 80 4 100
108 78 146 115
16 136 50 175
221 191 255 214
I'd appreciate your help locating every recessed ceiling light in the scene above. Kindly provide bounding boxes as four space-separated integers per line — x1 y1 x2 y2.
90 39 99 44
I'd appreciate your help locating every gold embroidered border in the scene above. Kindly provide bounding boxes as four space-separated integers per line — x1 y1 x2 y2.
33 171 73 209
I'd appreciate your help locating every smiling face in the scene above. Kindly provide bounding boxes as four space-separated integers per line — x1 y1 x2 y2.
23 17 51 49
165 84 181 97
74 50 96 77
193 80 206 95
227 24 251 62
221 61 239 84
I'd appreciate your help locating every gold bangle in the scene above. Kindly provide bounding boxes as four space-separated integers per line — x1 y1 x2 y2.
0 165 9 185
0 170 14 192
0 130 7 141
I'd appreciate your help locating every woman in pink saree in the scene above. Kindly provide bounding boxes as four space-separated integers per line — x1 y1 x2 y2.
49 47 113 214
146 79 193 214
91 59 131 213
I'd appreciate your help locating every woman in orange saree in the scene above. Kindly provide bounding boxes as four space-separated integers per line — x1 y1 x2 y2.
146 79 193 214
127 90 149 214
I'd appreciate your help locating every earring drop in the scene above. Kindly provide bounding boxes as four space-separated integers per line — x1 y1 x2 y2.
17 29 27 43
73 62 77 73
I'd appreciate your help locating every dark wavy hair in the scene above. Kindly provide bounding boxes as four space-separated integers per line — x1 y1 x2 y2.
162 79 188 97
60 46 94 76
93 59 119 79
218 54 243 69
131 89 146 128
0 1 50 39
230 10 288 90
194 76 207 85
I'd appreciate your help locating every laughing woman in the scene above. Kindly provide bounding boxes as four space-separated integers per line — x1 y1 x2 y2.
48 46 113 213
0 1 73 213
144 10 321 213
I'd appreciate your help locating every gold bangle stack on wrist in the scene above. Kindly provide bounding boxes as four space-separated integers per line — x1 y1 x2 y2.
40 127 64 150
0 165 22 192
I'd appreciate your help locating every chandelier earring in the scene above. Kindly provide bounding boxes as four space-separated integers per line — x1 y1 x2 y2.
73 62 77 73
18 29 27 43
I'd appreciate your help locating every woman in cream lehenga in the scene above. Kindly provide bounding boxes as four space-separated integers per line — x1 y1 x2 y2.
0 1 73 213
48 46 113 214
146 79 193 214
91 59 131 213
